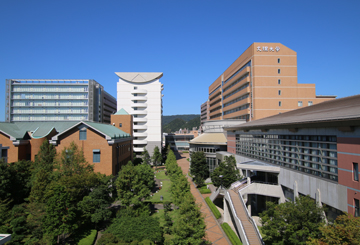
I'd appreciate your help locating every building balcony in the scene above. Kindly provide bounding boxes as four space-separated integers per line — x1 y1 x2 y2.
130 110 147 115
130 89 147 94
130 96 147 101
131 103 147 108
134 147 145 152
133 140 147 145
133 117 147 122
134 132 148 137
134 124 147 130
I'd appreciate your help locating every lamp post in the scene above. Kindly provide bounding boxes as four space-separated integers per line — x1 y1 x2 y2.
219 175 223 189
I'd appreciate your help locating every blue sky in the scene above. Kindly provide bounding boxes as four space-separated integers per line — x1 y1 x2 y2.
1 0 359 120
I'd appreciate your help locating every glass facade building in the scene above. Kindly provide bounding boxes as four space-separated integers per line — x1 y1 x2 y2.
5 79 116 123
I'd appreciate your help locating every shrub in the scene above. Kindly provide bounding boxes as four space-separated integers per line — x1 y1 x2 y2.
221 223 242 245
199 188 211 194
78 229 97 245
205 197 221 219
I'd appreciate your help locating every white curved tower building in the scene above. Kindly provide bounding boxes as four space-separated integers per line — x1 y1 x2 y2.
115 72 163 155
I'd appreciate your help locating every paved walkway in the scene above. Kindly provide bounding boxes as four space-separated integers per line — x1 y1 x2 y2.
176 152 230 245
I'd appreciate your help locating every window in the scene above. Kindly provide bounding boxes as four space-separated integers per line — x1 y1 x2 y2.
134 86 137 90
308 101 313 106
279 101 282 107
355 199 359 217
93 150 100 162
119 123 122 127
298 101 303 107
79 128 87 140
278 69 281 74
278 79 281 85
354 163 359 181
278 58 280 63
278 90 281 95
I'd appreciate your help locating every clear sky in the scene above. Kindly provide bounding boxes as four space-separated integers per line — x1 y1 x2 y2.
1 0 359 121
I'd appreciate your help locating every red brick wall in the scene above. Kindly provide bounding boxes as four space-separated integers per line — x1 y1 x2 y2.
0 132 21 163
227 132 236 154
338 137 360 215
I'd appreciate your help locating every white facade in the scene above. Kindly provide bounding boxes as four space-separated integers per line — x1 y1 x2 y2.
116 72 163 155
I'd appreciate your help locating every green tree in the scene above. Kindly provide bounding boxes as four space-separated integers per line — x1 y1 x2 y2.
163 201 173 234
116 162 151 208
142 147 151 165
29 168 52 203
172 192 206 245
0 199 12 233
307 213 360 245
152 146 162 170
9 204 28 245
211 155 241 188
55 141 93 178
260 195 325 245
190 151 209 186
78 175 114 229
136 163 155 191
33 139 56 173
105 215 163 243
8 160 33 205
22 202 46 244
170 174 190 206
0 161 12 201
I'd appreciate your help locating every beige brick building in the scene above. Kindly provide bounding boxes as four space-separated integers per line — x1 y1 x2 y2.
208 43 336 121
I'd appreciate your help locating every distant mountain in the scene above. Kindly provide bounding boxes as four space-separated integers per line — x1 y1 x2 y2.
162 115 200 134
162 114 200 126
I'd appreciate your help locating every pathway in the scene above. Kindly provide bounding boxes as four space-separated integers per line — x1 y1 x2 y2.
176 152 230 245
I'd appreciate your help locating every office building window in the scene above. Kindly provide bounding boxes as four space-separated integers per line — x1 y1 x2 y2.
278 90 281 95
278 79 281 85
278 69 281 74
119 123 122 127
278 58 281 63
93 150 100 163
298 101 303 107
308 101 313 106
279 101 282 107
355 199 359 217
134 86 137 90
354 163 359 181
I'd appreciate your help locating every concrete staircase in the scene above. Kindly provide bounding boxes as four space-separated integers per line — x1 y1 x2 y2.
228 190 262 245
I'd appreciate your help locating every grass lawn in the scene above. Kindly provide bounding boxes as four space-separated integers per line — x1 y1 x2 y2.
151 207 180 227
155 170 168 180
149 179 172 203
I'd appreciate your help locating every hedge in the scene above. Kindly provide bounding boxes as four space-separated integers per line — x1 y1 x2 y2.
199 188 211 194
221 223 242 245
205 197 221 219
78 229 97 245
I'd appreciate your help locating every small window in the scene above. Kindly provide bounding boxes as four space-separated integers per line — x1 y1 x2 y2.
134 86 137 90
93 150 100 163
298 101 303 107
278 79 281 85
279 101 282 107
79 129 87 140
354 163 359 181
278 58 280 63
278 90 281 95
308 101 313 106
278 69 281 74
119 123 122 127
355 199 359 217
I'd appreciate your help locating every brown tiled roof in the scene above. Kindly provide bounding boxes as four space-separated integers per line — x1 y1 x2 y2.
225 94 360 131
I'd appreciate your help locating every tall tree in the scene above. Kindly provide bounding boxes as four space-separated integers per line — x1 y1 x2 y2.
141 147 151 165
307 213 360 245
211 155 241 188
9 160 33 205
172 192 206 245
152 146 162 170
260 195 325 245
190 151 209 186
115 162 151 208
55 142 93 178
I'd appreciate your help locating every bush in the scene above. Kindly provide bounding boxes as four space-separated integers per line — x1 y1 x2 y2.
78 229 97 245
205 197 221 219
199 188 211 194
221 223 242 245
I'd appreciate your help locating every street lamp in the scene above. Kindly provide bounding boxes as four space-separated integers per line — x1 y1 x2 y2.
219 175 223 189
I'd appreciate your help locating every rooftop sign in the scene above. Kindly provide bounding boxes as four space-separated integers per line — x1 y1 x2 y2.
257 46 280 52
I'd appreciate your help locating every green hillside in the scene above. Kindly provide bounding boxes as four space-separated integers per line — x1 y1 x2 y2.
162 114 200 126
163 116 200 134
